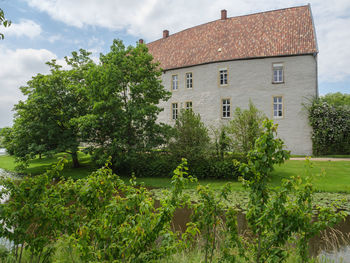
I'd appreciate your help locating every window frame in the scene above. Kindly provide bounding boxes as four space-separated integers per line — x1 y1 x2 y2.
171 102 179 120
272 96 284 119
272 63 284 84
219 68 228 86
171 74 178 91
221 98 231 119
185 101 193 111
185 72 193 89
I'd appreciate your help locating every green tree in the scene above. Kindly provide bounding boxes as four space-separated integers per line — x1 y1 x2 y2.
9 50 94 168
225 101 266 156
169 109 210 161
77 40 171 168
320 92 350 108
0 8 11 39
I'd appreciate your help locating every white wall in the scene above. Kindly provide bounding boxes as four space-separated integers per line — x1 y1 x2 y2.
158 55 317 155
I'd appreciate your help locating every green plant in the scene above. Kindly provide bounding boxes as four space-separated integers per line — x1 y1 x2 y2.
225 101 266 157
239 120 345 263
191 183 238 263
307 99 350 155
169 109 210 162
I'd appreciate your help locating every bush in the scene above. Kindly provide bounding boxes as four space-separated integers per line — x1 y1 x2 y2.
169 109 211 161
307 99 350 155
189 157 241 180
225 101 266 156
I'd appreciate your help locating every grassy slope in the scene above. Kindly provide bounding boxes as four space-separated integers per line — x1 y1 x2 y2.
0 154 350 192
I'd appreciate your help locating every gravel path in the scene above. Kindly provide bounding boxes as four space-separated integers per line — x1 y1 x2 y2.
290 157 350 161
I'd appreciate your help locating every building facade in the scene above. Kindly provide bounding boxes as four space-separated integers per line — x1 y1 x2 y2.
147 5 318 155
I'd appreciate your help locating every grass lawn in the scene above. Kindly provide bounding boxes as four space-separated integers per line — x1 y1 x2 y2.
0 154 350 192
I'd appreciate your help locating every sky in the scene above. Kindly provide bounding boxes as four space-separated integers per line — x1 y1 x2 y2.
0 0 350 127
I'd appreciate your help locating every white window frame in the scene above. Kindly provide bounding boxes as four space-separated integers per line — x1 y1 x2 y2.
219 69 228 86
222 99 231 118
273 96 283 118
185 101 192 110
172 103 178 120
171 75 178 90
186 72 193 89
273 63 284 83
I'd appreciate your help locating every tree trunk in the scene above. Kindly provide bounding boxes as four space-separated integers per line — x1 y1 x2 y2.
71 151 80 168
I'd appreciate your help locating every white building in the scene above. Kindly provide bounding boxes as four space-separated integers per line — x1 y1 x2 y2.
146 5 318 155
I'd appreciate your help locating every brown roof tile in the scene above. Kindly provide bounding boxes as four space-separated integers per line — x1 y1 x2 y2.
147 5 317 70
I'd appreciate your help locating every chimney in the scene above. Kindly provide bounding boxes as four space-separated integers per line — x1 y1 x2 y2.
139 39 144 44
163 30 169 38
221 9 227 20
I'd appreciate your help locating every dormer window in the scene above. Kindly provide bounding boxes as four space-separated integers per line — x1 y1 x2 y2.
273 63 284 83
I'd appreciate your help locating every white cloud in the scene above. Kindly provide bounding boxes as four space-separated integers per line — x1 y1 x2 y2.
3 19 42 39
0 46 57 127
48 34 62 43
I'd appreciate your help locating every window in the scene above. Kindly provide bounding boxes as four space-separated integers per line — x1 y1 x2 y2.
172 103 178 120
273 96 283 118
219 69 228 85
172 75 178 90
273 63 283 83
186 101 192 110
222 99 230 118
186 73 193 89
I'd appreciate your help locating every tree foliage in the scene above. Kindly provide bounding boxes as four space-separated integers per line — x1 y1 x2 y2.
8 50 94 168
307 98 350 155
76 40 171 168
0 8 11 40
225 101 266 156
320 92 350 108
169 109 210 161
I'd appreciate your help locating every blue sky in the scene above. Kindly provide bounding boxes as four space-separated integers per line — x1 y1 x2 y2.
0 0 350 127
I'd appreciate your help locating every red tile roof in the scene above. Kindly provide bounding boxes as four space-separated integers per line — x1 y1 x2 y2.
147 5 317 71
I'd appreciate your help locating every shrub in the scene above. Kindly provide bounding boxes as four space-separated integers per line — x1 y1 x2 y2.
307 99 350 155
169 109 211 162
225 101 266 157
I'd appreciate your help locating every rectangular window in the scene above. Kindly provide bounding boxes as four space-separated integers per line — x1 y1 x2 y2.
186 101 192 110
172 103 178 120
172 75 178 90
186 73 193 89
273 96 283 118
222 99 230 118
219 69 228 85
273 63 283 83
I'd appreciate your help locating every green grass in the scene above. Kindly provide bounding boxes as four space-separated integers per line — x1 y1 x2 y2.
0 152 96 180
1 154 350 192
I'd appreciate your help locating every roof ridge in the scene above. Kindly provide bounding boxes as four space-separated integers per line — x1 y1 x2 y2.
147 4 309 45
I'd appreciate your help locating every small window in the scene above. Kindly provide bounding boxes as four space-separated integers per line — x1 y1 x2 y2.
186 73 193 89
186 101 192 110
273 96 283 118
273 63 283 83
222 99 230 118
172 75 178 90
219 69 228 85
172 103 178 120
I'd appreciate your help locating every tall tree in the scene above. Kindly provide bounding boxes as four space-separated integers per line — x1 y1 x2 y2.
10 50 94 168
77 40 171 168
0 8 11 39
320 92 350 108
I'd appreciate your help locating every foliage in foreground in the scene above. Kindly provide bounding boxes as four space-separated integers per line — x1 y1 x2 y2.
0 159 196 262
0 121 346 263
